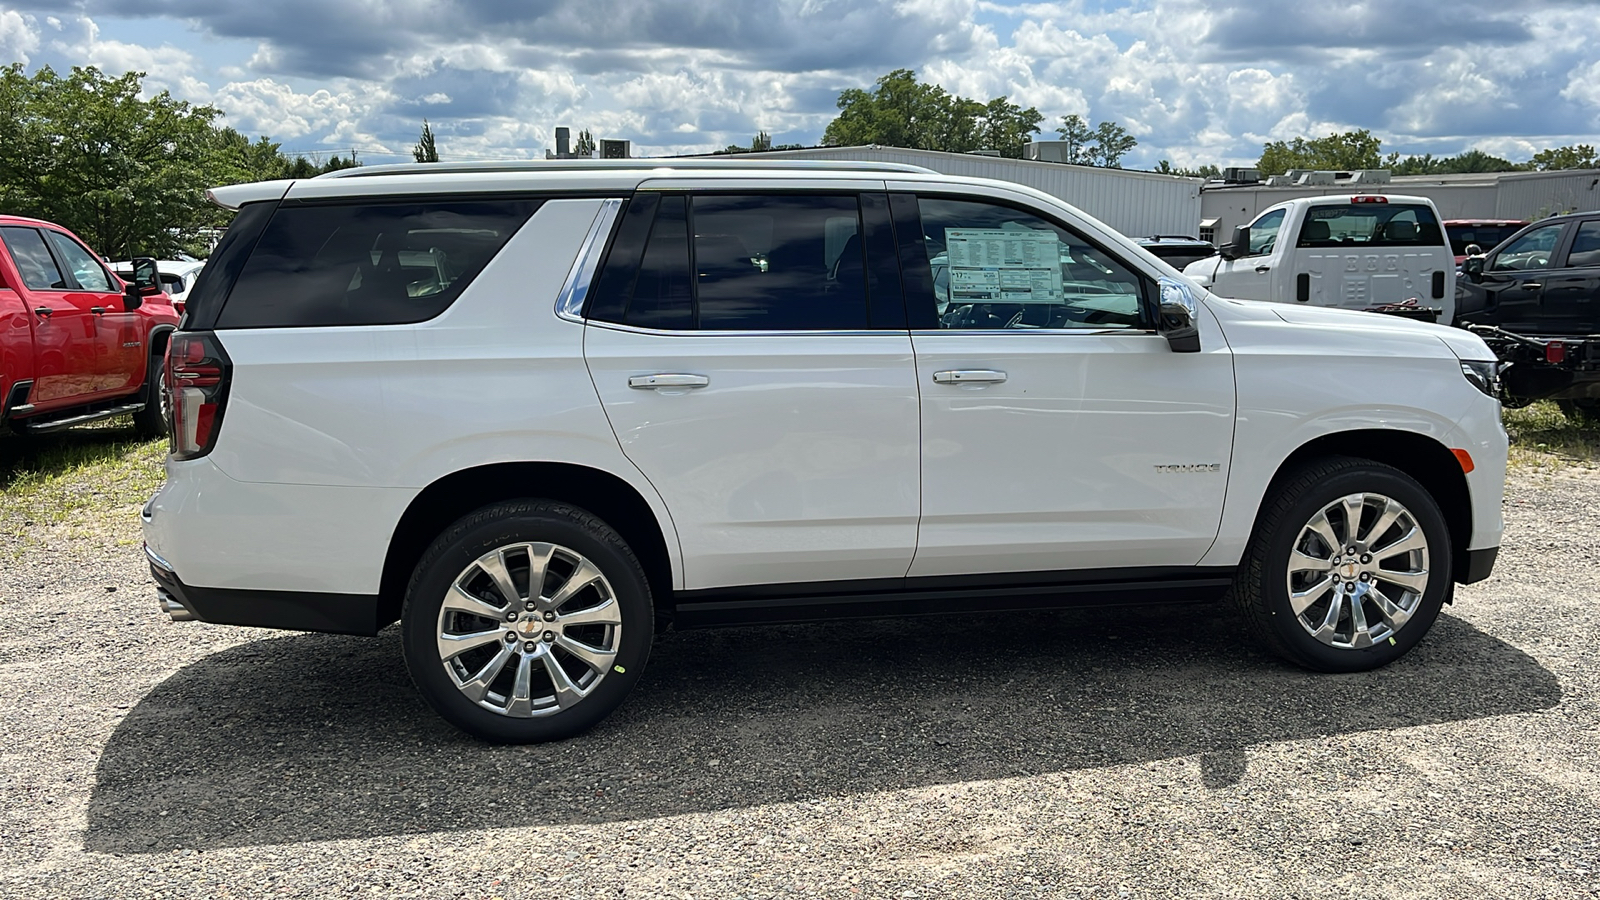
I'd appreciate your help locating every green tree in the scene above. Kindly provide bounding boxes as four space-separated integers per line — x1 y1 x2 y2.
1387 148 1518 175
1155 160 1221 178
413 119 439 163
0 64 222 258
1091 120 1137 168
1526 144 1598 171
574 128 596 157
1257 129 1384 175
822 69 1042 158
1055 114 1093 164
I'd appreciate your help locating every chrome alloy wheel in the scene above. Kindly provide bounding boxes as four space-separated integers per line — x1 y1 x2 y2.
1284 492 1430 650
435 542 622 718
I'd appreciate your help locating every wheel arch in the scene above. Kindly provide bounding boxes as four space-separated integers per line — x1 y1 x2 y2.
1262 429 1473 585
379 462 677 631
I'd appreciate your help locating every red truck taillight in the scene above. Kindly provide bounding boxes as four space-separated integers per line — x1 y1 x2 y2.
165 332 232 460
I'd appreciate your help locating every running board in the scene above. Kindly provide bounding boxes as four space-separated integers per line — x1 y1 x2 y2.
19 402 146 434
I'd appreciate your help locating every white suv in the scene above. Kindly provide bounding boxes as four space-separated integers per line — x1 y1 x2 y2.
142 160 1508 743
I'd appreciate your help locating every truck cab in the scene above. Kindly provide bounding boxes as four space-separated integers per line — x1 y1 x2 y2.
0 215 178 435
1184 195 1456 324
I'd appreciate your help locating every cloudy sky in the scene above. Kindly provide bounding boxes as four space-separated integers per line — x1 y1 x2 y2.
3 0 1598 170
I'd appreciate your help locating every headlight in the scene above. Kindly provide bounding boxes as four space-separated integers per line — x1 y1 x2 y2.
1460 360 1501 398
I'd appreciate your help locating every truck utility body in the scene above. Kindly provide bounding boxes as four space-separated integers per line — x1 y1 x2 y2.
1184 195 1455 324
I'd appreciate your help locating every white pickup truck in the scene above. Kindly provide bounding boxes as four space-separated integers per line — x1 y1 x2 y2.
1184 194 1457 324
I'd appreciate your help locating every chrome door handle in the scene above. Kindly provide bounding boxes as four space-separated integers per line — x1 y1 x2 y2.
628 373 710 390
932 369 1007 385
1520 282 1542 290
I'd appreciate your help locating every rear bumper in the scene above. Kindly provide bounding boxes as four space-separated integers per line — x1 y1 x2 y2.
149 556 385 636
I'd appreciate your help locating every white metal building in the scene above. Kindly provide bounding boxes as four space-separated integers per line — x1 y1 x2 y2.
1200 168 1600 241
745 145 1205 238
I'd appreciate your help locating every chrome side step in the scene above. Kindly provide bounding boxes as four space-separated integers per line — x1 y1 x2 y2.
19 402 145 434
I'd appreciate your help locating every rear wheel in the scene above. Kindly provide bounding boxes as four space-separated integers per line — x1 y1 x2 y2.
1231 457 1451 672
401 500 653 743
1556 398 1600 424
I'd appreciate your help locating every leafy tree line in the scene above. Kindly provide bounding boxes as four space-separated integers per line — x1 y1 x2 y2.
1257 129 1599 176
0 64 360 259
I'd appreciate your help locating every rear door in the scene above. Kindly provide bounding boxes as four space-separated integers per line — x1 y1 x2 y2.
583 185 920 590
1538 219 1600 333
41 228 143 394
0 226 99 405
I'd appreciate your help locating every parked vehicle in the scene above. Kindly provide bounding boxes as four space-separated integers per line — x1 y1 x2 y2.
1135 235 1216 270
1444 219 1528 266
143 160 1507 743
0 216 178 436
111 258 206 315
1183 195 1456 324
1456 210 1600 409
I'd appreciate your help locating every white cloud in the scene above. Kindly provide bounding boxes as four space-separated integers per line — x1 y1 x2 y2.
0 9 39 66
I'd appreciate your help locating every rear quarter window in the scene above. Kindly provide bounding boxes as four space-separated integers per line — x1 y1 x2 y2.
216 199 540 329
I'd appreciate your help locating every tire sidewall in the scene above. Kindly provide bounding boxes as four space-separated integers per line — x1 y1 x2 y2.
402 502 653 743
1258 466 1452 673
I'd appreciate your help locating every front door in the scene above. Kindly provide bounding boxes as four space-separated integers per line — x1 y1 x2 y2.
0 226 98 405
1473 221 1568 331
1207 208 1284 301
892 192 1236 578
583 189 921 590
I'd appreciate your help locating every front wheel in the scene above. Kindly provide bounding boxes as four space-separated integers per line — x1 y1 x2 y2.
130 352 169 439
1231 457 1452 673
402 500 653 743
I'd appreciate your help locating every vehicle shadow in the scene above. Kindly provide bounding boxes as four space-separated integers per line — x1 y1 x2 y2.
85 604 1559 853
0 421 152 490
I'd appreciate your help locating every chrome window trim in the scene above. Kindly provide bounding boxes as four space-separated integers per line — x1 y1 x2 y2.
555 197 624 323
581 319 1155 338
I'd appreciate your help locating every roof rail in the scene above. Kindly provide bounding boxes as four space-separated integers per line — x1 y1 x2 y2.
316 158 939 179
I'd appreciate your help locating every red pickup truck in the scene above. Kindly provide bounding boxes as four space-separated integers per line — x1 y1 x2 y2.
0 215 179 436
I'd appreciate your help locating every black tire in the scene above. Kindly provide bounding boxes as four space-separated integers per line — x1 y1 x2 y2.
1557 399 1600 424
402 500 653 743
130 353 168 439
1229 456 1452 673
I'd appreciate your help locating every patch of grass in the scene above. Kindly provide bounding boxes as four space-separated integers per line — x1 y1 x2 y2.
0 420 165 546
1503 401 1600 471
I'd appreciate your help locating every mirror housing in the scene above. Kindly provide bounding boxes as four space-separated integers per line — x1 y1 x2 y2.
1157 277 1202 353
1218 224 1251 260
1462 256 1485 278
123 257 160 310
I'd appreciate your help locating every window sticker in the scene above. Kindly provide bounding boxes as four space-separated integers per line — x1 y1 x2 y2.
944 228 1064 304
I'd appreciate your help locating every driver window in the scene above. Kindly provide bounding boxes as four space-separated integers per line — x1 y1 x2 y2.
1246 209 1286 256
1490 223 1563 272
914 197 1148 331
43 230 114 292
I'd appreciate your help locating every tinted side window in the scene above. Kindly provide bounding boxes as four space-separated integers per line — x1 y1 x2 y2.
692 194 867 331
43 231 115 292
217 199 539 329
1567 221 1600 268
623 195 693 329
912 197 1149 330
1490 223 1564 272
1 227 68 291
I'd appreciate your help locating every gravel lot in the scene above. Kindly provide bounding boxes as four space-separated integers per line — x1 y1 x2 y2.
1 461 1598 899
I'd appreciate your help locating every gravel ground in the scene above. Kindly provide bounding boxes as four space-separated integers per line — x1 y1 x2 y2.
1 467 1598 899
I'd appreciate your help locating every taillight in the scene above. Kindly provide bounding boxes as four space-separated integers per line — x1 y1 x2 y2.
165 331 231 459
1546 341 1567 364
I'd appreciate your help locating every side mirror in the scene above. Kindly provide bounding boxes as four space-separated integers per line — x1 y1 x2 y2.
1218 224 1251 260
1158 277 1202 353
1462 256 1485 278
124 257 160 310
